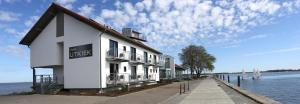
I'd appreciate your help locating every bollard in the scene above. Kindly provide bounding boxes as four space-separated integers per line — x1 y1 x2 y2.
180 83 182 95
237 75 240 87
222 75 225 80
127 83 130 92
227 75 230 83
183 82 186 93
188 80 190 91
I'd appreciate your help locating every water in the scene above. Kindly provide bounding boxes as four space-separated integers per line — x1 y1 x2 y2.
0 82 32 95
226 71 300 104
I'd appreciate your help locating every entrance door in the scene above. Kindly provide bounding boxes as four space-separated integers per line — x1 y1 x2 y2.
144 67 148 79
131 66 137 79
109 63 119 80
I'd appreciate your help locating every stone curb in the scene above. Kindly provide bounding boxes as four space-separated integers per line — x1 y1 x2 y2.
215 78 281 104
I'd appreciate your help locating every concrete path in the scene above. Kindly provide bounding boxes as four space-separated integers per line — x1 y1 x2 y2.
179 78 235 104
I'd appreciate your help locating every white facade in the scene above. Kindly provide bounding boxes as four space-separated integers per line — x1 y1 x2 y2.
30 16 62 68
159 55 176 79
27 12 161 89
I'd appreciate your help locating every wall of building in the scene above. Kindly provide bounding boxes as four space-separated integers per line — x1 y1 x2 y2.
100 33 160 88
53 66 64 84
30 16 63 68
63 14 101 89
159 55 175 79
29 13 161 89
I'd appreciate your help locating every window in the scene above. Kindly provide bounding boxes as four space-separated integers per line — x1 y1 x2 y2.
123 46 126 51
154 55 157 63
109 40 118 57
144 67 148 78
56 12 64 37
165 58 170 68
130 47 136 60
131 66 137 79
144 52 148 63
150 55 152 58
124 66 127 72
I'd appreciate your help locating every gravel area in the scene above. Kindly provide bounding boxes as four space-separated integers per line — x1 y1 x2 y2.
0 95 112 104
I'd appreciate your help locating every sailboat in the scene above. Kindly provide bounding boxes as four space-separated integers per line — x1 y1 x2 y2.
242 69 248 80
252 68 261 80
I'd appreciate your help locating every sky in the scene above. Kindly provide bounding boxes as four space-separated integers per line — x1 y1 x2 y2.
1 0 300 83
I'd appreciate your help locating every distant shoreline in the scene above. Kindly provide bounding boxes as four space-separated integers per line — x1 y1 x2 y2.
263 69 300 72
0 82 32 84
216 69 300 74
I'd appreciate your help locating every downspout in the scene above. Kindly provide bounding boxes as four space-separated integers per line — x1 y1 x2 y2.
98 29 106 93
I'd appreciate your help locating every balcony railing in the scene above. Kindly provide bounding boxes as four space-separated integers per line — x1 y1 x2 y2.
145 58 155 66
106 49 130 62
129 54 144 64
106 73 157 86
106 73 130 85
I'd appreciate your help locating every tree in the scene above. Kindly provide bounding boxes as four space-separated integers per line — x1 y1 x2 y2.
179 45 216 77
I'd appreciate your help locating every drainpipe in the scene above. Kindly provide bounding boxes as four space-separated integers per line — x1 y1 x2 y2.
98 29 106 93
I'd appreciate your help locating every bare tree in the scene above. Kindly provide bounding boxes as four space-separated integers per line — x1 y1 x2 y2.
179 45 216 77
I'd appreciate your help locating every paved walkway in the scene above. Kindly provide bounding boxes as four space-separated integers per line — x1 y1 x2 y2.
179 78 235 104
0 81 199 104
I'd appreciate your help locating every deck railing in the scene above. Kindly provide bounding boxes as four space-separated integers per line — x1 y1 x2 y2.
129 54 144 64
106 73 157 86
106 49 130 61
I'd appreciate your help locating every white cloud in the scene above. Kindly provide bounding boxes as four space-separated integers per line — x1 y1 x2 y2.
55 0 76 9
4 15 37 38
0 0 31 4
244 47 300 56
24 16 38 27
95 0 300 53
0 10 21 22
0 45 27 58
5 28 29 37
248 34 268 40
78 4 95 17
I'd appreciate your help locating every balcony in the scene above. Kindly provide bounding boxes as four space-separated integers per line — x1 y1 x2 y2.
129 54 144 64
106 49 130 62
145 58 155 66
106 73 156 87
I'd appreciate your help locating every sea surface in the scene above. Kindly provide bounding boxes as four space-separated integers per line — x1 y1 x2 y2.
0 82 32 95
227 71 300 104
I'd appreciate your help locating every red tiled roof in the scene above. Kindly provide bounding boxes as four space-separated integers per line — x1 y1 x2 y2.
19 3 161 54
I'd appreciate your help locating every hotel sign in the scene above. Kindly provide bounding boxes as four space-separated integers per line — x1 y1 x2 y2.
69 44 92 59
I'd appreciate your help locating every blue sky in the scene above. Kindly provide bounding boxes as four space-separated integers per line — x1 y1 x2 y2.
1 0 300 82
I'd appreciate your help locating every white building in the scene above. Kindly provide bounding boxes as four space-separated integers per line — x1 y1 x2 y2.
159 55 175 79
19 3 162 91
